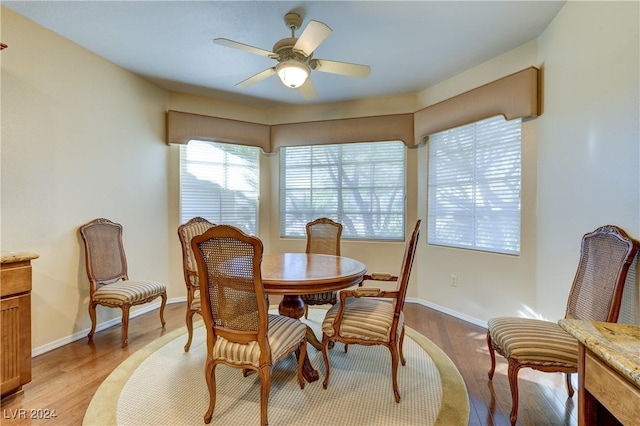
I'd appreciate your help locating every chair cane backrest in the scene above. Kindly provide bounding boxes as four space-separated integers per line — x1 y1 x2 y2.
79 218 129 286
565 225 638 322
177 217 216 290
393 220 421 315
306 218 342 255
191 225 268 347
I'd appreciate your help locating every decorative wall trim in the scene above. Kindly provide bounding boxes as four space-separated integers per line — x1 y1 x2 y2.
406 297 487 329
31 298 184 357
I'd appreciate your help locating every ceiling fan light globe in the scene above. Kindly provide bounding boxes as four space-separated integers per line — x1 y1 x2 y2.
276 60 309 88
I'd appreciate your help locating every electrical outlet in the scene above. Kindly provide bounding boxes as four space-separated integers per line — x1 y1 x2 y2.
450 274 459 287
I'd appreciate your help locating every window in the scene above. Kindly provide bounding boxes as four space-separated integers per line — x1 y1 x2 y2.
280 141 405 240
180 140 259 234
427 116 521 255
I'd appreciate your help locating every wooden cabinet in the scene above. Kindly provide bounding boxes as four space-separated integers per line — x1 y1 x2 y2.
580 345 640 425
559 319 640 426
1 252 38 398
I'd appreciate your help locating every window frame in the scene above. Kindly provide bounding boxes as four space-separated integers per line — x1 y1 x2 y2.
427 115 522 255
179 140 260 235
279 140 407 241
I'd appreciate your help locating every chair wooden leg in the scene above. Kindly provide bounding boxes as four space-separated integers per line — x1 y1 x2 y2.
259 365 271 426
121 305 131 348
297 342 307 390
507 359 522 426
159 292 167 327
184 309 195 352
487 331 497 380
565 373 574 397
87 302 98 341
304 304 309 319
203 360 216 424
321 335 331 390
390 343 401 403
399 325 406 366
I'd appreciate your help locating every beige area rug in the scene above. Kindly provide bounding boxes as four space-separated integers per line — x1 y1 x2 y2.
83 307 468 426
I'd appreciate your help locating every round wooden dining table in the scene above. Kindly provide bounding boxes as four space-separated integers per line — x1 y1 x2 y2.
261 253 367 382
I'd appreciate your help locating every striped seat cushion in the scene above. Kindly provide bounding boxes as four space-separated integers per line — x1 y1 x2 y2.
301 291 337 305
488 317 578 367
190 295 201 311
93 280 166 305
322 298 403 342
213 314 306 368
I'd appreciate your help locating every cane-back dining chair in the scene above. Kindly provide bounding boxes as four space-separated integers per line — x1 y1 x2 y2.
300 217 343 319
487 224 638 425
177 217 216 351
79 218 167 348
321 220 421 402
191 224 307 426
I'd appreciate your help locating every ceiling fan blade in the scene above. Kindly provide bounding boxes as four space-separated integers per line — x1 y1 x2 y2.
214 38 275 58
293 20 332 57
298 78 318 100
312 59 371 78
236 67 276 88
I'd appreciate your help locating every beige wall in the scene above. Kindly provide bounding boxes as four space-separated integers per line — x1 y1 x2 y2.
535 1 639 321
1 8 172 350
414 1 639 323
2 1 639 354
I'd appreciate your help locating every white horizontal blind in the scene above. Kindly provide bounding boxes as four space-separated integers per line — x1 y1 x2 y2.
280 141 405 240
180 140 259 234
428 116 521 255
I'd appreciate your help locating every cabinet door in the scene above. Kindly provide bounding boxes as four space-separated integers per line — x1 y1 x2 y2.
1 293 31 396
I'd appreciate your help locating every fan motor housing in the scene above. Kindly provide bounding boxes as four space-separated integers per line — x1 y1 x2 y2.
273 38 309 62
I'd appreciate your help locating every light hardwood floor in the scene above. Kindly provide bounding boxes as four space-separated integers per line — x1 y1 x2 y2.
1 302 577 425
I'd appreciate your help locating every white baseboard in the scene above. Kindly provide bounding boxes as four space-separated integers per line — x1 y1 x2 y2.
32 296 484 357
31 297 186 357
406 297 488 329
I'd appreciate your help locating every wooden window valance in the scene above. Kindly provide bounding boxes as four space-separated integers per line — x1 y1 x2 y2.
270 114 415 152
167 110 414 153
413 67 540 143
166 110 271 152
167 67 538 152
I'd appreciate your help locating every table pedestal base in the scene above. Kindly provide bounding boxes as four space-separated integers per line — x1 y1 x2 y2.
278 295 306 319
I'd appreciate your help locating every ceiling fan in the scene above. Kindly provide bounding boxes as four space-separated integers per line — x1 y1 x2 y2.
213 12 371 100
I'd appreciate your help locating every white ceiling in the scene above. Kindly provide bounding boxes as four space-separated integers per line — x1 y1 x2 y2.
3 1 565 107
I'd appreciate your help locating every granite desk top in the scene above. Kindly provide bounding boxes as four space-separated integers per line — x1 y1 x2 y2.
1 251 40 264
559 319 640 389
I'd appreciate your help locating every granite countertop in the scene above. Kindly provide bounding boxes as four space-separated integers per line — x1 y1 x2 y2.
1 251 40 264
559 319 640 389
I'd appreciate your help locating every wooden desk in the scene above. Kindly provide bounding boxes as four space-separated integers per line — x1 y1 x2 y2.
559 319 640 425
261 253 367 382
1 252 38 398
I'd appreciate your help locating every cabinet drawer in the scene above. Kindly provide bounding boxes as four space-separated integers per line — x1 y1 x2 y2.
585 351 640 425
0 263 32 297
